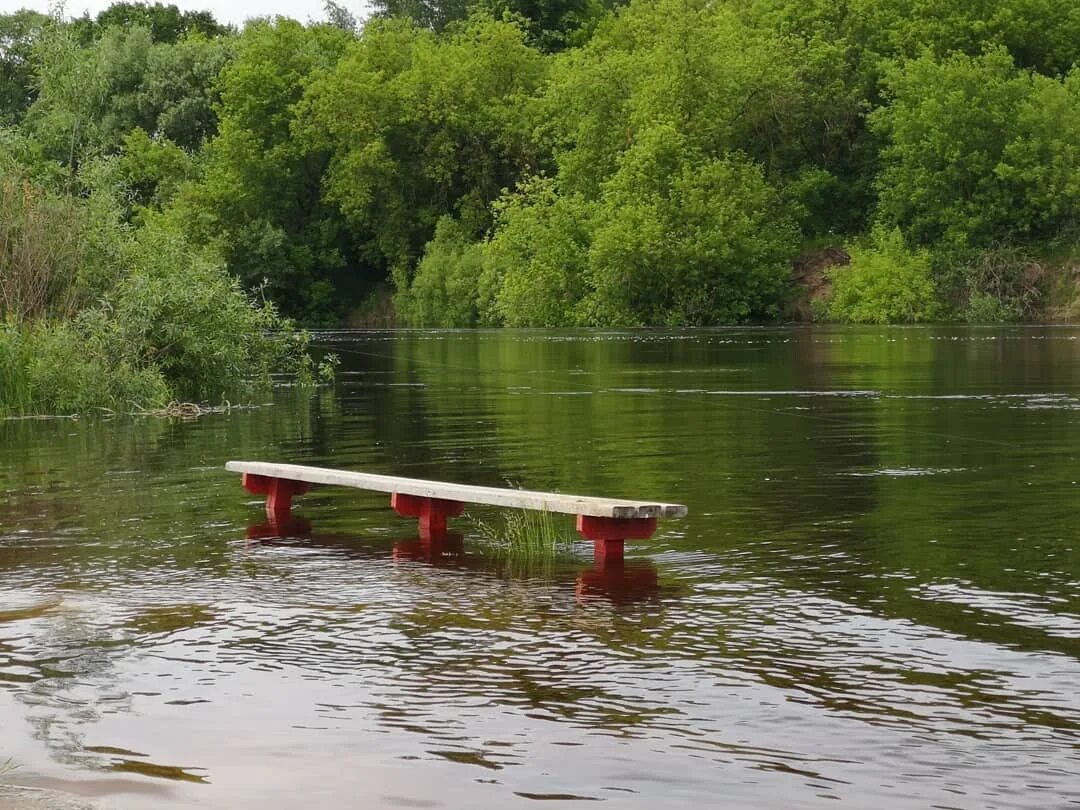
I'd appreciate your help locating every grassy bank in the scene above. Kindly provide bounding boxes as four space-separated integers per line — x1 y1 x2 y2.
0 169 318 416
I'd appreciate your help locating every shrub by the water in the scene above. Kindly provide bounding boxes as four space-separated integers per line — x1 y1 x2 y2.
0 168 314 415
109 221 298 402
960 247 1046 323
825 227 938 323
480 177 594 327
0 175 122 321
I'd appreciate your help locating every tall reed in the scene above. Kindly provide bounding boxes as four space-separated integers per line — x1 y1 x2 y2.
471 508 575 561
0 320 32 412
0 178 88 322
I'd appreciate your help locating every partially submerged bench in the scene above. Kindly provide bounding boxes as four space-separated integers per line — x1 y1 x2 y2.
226 461 687 560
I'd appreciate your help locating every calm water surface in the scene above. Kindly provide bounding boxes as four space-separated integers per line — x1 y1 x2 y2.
1 327 1078 809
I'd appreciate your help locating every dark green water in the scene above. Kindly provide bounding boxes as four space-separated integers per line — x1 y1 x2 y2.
1 327 1078 809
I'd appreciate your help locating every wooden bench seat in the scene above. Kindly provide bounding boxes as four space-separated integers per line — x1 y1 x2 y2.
226 461 687 561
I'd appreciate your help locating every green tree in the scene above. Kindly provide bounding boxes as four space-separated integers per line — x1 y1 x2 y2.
368 0 471 33
0 10 49 125
81 127 195 223
872 49 1080 251
746 0 1080 78
300 15 546 296
543 0 802 197
474 0 613 51
585 134 798 325
742 0 1080 237
24 23 232 170
481 176 595 326
324 1 359 32
90 2 229 43
172 18 358 322
402 215 486 326
472 0 803 326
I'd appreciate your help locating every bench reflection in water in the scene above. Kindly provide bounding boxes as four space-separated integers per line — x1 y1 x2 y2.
244 518 660 605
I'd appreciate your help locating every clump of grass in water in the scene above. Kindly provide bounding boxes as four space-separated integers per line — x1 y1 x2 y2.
0 757 18 779
470 508 577 576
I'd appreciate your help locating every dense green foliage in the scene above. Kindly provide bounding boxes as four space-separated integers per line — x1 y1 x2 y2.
402 215 486 326
171 18 355 322
872 49 1080 251
0 0 1077 365
0 162 311 414
0 10 46 125
81 1 230 43
476 0 805 326
298 15 546 309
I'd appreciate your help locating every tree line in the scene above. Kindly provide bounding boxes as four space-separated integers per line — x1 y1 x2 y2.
2 0 1079 335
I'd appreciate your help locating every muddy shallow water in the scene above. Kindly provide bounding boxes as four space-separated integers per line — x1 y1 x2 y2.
1 327 1078 809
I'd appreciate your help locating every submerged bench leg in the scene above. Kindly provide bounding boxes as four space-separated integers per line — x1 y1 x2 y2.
242 473 312 522
391 493 465 538
576 515 658 565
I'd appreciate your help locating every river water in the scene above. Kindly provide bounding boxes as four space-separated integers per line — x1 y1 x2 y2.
1 327 1078 809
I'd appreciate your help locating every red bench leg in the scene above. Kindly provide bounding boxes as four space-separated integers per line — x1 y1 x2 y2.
242 473 311 522
576 515 657 565
391 493 465 538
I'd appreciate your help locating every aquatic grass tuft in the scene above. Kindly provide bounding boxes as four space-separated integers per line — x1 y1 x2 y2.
470 508 575 561
0 757 18 779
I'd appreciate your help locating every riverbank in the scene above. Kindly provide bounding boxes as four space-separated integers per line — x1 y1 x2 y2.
788 245 1080 324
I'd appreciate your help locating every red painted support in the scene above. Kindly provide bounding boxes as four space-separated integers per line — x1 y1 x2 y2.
575 514 657 564
242 473 311 522
390 493 464 538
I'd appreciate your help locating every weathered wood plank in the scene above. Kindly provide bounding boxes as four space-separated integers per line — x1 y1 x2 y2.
225 461 688 520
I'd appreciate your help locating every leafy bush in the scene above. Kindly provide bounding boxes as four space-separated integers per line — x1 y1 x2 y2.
481 176 594 327
401 216 485 327
24 317 171 413
585 135 799 325
481 135 799 326
0 314 172 414
825 227 938 323
0 171 316 415
108 220 296 400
